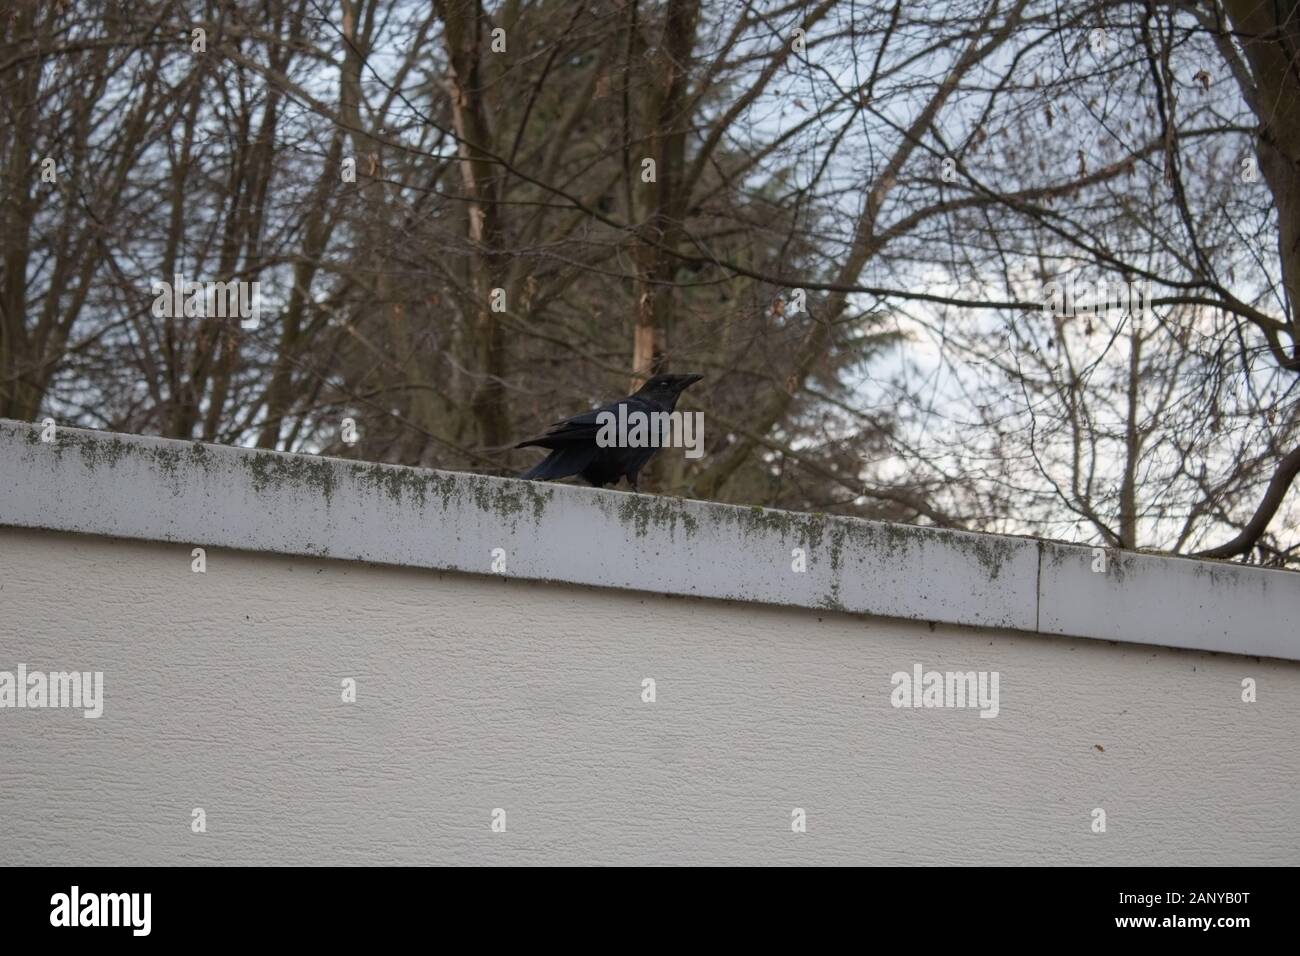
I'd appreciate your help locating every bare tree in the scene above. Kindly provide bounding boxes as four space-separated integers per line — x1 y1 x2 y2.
2 0 1296 564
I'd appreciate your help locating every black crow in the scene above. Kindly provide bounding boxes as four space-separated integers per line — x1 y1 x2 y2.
516 373 703 491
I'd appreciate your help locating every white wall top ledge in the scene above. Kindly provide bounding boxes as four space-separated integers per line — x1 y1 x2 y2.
2 419 1296 660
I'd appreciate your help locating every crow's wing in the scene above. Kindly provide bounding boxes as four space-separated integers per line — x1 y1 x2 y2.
515 395 661 449
519 444 600 481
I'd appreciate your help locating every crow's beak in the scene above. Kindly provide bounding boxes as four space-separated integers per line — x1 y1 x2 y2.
680 373 704 388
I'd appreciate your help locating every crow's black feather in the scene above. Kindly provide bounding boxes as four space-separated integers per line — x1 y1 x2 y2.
515 373 702 491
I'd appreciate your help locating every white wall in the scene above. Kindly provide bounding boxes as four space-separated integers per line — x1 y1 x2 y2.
3 525 1296 866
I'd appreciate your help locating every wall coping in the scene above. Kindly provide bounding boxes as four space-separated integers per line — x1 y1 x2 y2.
2 418 1296 661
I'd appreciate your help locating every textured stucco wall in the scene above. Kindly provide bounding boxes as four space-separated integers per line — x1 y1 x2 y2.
2 526 1297 866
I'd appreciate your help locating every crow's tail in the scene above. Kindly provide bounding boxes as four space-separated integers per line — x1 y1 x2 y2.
519 446 597 482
